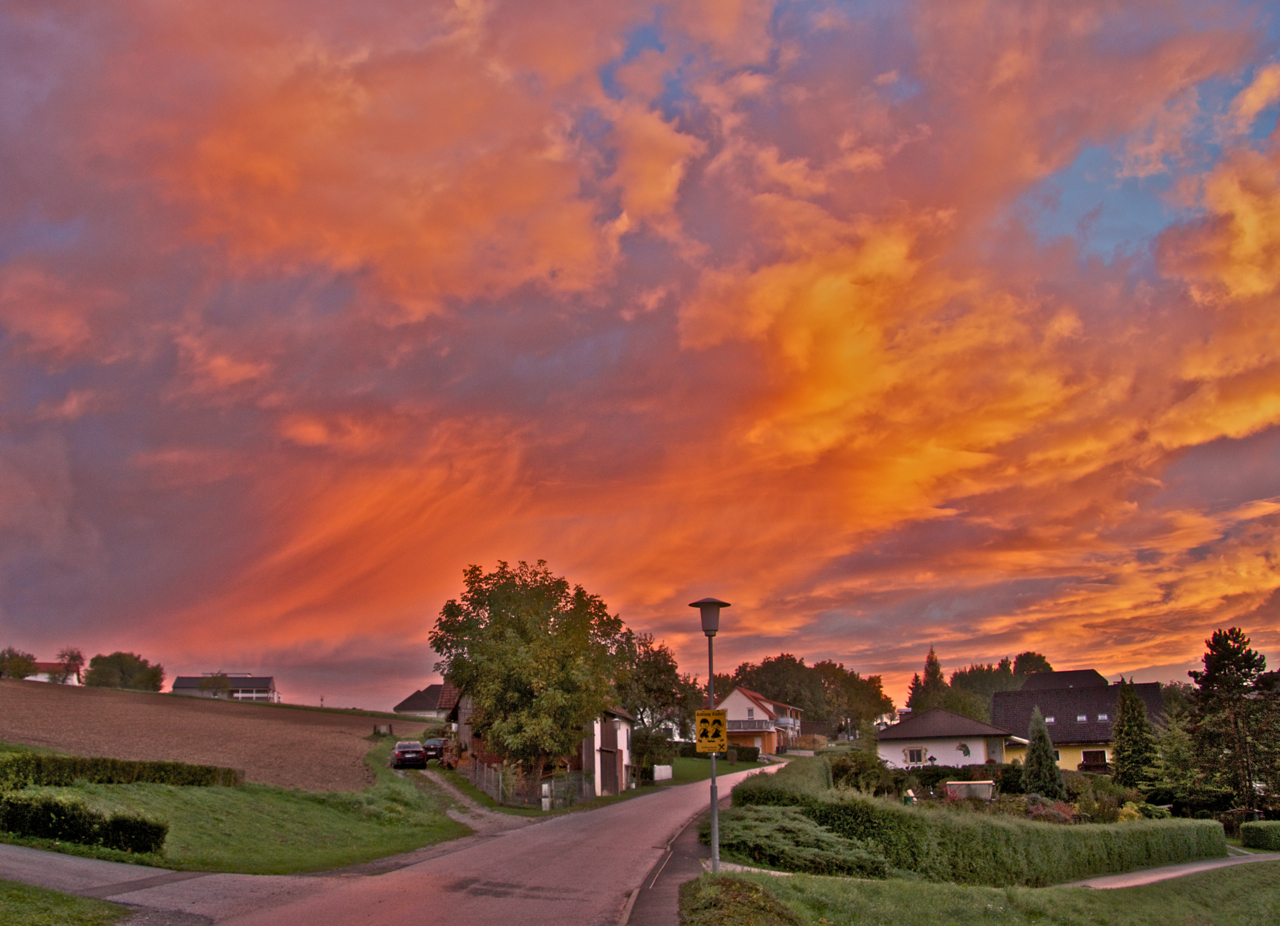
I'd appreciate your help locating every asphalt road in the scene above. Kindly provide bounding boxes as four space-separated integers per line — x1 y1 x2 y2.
0 764 778 926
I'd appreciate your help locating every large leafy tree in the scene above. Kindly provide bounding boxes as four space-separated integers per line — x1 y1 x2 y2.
0 647 37 679
1024 707 1066 801
905 648 989 721
429 560 629 774
1013 651 1053 676
732 653 828 717
51 647 85 684
812 660 895 728
1188 627 1272 811
84 652 164 691
1111 682 1157 788
617 633 702 735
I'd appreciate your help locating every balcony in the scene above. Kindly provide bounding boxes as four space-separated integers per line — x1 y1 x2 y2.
775 717 800 729
727 719 774 732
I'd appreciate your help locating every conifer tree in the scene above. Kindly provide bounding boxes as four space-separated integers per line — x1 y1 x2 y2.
1111 682 1157 788
1024 707 1066 800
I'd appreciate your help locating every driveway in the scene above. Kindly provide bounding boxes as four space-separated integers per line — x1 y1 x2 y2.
0 764 779 926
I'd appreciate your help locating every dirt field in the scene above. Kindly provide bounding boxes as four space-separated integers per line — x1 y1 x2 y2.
0 679 431 791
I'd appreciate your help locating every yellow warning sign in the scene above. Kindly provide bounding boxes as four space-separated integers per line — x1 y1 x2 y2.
695 709 728 753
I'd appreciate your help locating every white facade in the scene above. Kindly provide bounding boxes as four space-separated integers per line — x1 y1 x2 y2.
586 713 633 796
878 736 1001 769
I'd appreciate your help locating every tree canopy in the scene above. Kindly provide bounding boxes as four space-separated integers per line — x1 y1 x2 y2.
616 632 702 735
720 654 893 726
1111 682 1157 788
429 560 629 773
84 652 164 691
0 647 36 679
1023 707 1066 800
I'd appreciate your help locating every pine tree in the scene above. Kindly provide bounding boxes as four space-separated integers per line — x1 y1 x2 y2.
1111 682 1157 788
906 647 947 710
1188 627 1269 811
1024 707 1066 800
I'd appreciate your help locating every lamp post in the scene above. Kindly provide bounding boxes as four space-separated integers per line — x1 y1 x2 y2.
691 596 729 874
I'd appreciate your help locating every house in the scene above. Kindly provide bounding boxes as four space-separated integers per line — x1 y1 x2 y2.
28 662 81 685
171 674 280 703
393 683 453 720
992 670 1163 771
877 707 1012 769
581 707 635 796
715 686 802 755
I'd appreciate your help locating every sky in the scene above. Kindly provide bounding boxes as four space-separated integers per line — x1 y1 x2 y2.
2 0 1279 711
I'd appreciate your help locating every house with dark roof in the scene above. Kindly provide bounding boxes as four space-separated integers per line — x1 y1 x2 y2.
392 683 456 719
992 671 1163 772
715 686 803 755
171 674 279 703
877 707 1012 769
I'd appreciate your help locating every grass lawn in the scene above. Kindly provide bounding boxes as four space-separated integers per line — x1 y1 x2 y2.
0 879 128 926
682 861 1280 926
0 737 471 874
671 756 772 784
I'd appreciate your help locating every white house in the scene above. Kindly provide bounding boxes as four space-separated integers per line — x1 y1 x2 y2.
581 707 634 796
716 687 802 755
29 661 81 685
876 707 1011 769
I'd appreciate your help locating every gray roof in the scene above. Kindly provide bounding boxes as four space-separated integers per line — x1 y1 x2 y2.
991 683 1163 745
172 676 275 690
1020 670 1109 690
394 684 445 713
878 707 1010 740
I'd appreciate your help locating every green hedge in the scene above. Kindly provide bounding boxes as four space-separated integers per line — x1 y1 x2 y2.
677 743 762 762
731 758 1226 886
710 805 890 878
0 753 242 790
1240 821 1280 851
0 793 167 853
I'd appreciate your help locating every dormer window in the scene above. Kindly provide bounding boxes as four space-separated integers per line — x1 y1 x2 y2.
1097 713 1109 722
1045 716 1055 723
1076 714 1087 722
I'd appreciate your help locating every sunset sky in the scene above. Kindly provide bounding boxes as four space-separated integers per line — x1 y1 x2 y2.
2 0 1278 711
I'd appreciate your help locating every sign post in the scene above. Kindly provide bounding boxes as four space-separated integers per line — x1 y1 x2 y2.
690 598 730 873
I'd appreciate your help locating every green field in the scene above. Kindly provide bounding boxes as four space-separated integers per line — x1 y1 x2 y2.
1 737 470 874
0 879 127 926
682 861 1280 926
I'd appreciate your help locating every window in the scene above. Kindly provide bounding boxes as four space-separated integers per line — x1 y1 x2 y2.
1076 714 1087 722
747 708 754 720
1052 750 1060 761
1097 713 1109 722
1045 716 1055 723
1082 750 1107 765
907 748 924 764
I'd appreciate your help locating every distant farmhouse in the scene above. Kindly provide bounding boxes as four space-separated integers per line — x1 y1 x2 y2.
392 682 458 720
29 662 81 685
172 673 281 703
992 669 1163 772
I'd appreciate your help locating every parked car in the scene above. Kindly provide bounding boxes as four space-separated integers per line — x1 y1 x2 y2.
422 738 446 762
391 741 427 769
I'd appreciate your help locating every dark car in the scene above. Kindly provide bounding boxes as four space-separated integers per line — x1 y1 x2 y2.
422 738 446 762
391 741 427 769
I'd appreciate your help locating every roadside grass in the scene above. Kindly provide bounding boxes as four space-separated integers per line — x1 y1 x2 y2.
672 756 770 784
0 879 128 926
0 736 471 874
682 861 1280 926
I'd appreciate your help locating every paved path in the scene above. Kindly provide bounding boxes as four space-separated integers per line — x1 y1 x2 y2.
1067 850 1280 889
0 764 778 926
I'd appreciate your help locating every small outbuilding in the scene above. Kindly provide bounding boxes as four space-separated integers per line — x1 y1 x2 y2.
581 707 634 797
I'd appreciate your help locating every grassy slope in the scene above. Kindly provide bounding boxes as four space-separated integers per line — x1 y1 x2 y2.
0 879 128 926
2 737 470 874
683 862 1280 926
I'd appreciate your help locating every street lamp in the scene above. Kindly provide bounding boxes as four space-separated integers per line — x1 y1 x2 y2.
690 597 729 874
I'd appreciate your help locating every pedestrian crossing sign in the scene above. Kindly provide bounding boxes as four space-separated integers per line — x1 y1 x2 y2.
695 709 728 753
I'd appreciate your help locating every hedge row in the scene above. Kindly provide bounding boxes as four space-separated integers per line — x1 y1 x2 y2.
676 744 763 763
0 753 242 790
1240 821 1280 851
732 758 1226 886
0 793 167 853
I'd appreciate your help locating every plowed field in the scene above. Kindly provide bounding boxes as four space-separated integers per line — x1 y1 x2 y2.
0 679 422 791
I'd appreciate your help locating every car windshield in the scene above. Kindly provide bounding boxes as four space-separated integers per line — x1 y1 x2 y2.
425 739 444 746
395 742 422 750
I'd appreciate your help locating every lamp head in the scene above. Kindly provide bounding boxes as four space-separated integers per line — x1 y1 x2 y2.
689 597 730 637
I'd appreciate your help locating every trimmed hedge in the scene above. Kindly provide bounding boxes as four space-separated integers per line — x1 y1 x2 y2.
732 758 1226 886
677 744 762 762
710 805 890 878
1240 821 1280 851
0 753 242 790
0 793 167 853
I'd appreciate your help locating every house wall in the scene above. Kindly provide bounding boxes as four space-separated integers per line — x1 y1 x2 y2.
588 715 633 796
878 736 999 769
727 730 776 754
1004 742 1108 770
718 689 764 721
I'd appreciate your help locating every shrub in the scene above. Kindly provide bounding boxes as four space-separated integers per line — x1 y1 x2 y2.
708 805 889 878
731 757 1227 886
0 753 242 790
0 793 166 853
680 875 800 926
1240 821 1280 850
735 746 761 763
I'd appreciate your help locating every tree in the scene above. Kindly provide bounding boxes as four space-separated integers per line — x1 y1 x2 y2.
1147 704 1199 803
197 673 232 698
1111 682 1157 788
83 652 165 691
1024 707 1066 800
0 647 37 679
1013 651 1053 676
906 647 947 710
52 647 85 684
429 560 629 774
1188 628 1270 811
812 661 894 729
617 633 702 735
732 654 827 718
950 657 1019 702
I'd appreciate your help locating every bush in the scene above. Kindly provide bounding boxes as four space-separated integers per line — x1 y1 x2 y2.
0 793 167 853
735 746 761 763
680 875 801 926
0 753 242 790
731 757 1227 886
708 806 890 878
675 743 759 762
1240 821 1280 850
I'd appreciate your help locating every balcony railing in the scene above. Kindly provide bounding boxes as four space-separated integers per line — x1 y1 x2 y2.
727 719 774 731
775 717 800 728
